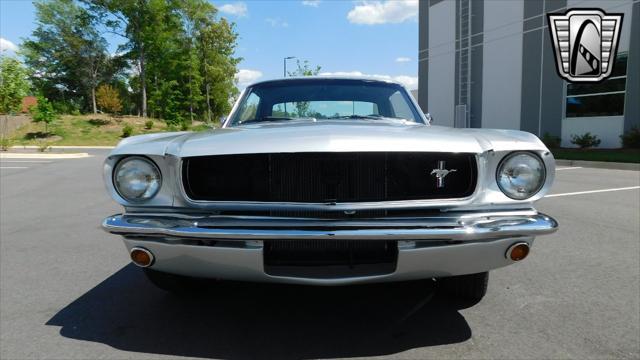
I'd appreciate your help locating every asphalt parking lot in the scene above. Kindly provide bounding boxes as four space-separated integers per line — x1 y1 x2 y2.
1 150 639 360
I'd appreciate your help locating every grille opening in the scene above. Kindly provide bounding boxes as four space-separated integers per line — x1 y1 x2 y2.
264 240 398 279
183 152 477 203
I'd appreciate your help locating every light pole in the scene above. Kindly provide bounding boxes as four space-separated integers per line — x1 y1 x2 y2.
283 56 296 77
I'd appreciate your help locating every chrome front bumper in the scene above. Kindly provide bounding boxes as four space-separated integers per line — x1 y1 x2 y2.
102 210 558 285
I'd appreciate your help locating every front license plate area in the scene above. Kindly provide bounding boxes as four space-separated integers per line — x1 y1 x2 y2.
264 240 398 279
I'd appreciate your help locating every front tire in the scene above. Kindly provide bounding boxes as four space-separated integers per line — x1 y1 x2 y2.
143 268 202 294
439 271 489 302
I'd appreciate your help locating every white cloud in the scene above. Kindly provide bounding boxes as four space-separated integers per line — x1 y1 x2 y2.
235 69 263 87
265 18 289 27
0 38 18 53
319 71 418 90
302 0 321 7
347 0 418 25
219 2 248 17
395 57 411 63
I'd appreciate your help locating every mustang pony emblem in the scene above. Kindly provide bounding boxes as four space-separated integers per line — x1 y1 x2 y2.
430 161 457 188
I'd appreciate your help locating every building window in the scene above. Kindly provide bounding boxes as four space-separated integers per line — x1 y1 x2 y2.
565 52 628 117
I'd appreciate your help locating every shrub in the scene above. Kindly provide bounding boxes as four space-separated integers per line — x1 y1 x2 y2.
180 121 189 131
620 127 640 148
541 132 561 148
37 141 50 152
88 118 110 126
121 124 134 138
144 120 154 130
96 84 123 114
52 100 80 115
571 132 601 149
30 97 57 133
0 137 12 151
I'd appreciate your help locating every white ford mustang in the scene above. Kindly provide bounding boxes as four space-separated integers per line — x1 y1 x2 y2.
102 77 558 302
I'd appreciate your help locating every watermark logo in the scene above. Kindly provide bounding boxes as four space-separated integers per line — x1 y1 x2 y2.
547 9 623 83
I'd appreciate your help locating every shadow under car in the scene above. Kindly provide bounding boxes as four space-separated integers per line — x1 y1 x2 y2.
47 264 473 359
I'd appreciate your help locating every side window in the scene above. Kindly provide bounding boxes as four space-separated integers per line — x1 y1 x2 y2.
238 92 260 122
388 91 414 120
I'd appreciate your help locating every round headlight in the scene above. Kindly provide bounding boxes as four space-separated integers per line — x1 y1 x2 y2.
114 157 162 202
496 152 546 200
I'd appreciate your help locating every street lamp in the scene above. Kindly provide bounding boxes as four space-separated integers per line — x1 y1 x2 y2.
284 56 296 77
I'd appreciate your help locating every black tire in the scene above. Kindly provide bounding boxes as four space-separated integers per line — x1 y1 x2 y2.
143 268 202 294
439 271 489 302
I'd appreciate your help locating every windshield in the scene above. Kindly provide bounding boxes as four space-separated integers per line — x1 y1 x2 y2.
227 79 423 127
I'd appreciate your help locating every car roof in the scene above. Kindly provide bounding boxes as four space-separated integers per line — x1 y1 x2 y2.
247 76 405 88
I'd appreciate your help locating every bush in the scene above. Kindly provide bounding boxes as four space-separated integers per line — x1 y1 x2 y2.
144 120 154 130
620 127 640 148
52 100 80 115
96 84 123 114
571 132 601 149
0 137 12 151
30 97 57 133
121 124 134 138
541 132 561 148
180 121 189 131
37 141 50 152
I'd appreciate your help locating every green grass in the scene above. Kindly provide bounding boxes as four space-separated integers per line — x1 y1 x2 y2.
9 115 212 146
552 148 640 163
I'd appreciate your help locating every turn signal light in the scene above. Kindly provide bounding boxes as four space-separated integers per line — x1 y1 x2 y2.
506 242 530 261
130 247 154 267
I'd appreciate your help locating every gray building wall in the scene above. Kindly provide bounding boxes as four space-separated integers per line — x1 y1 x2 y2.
418 0 637 148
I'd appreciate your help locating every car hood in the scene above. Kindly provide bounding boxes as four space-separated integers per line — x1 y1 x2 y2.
109 120 548 157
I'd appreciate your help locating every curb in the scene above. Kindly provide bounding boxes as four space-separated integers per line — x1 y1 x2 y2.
556 159 640 171
10 145 115 149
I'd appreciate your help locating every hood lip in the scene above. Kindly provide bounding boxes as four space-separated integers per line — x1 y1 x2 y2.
230 117 426 129
176 123 489 158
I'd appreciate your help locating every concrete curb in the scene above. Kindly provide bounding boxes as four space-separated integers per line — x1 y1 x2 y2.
10 145 115 149
556 159 640 171
0 153 91 159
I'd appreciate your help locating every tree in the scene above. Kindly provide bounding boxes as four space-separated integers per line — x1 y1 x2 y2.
82 0 240 123
0 57 31 114
22 0 112 114
30 96 57 133
96 84 123 114
286 59 321 116
198 17 241 122
287 59 321 77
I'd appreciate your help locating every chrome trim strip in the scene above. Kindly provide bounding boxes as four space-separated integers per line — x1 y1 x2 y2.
103 211 558 241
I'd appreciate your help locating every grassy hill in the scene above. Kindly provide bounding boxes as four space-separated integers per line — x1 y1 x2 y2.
7 114 212 147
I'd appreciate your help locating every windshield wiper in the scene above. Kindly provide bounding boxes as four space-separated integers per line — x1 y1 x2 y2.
327 114 384 120
326 114 414 123
240 116 317 125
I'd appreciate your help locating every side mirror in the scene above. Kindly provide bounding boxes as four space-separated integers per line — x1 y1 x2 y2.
425 112 433 125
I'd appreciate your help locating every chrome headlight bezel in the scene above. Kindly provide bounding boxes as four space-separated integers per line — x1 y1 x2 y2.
113 156 162 203
496 151 546 200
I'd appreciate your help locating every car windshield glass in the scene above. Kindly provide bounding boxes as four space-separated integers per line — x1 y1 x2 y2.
227 79 423 126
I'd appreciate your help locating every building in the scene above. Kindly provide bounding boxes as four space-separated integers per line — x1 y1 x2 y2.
418 0 639 148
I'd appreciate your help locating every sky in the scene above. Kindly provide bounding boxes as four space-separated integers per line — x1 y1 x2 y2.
0 0 419 89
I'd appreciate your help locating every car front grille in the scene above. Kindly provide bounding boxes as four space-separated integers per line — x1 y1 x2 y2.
182 152 477 203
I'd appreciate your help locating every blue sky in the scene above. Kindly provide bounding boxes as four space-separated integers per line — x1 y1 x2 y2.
0 0 419 89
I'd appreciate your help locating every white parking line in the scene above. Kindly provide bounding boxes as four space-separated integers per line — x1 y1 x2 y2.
0 153 90 159
0 160 52 163
556 167 583 171
546 186 640 198
0 167 29 169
